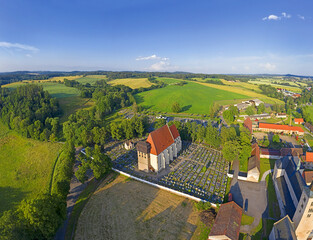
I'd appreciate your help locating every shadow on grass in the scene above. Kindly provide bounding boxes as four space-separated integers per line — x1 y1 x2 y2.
181 105 192 112
0 186 27 215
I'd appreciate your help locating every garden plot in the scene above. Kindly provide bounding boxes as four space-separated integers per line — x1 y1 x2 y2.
104 141 228 204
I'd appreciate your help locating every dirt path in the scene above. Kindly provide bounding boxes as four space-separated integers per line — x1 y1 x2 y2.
55 160 94 240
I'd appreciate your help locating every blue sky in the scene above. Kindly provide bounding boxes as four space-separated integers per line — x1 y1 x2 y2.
1 0 313 75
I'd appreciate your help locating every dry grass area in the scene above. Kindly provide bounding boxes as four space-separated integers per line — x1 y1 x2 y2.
109 78 154 89
75 175 208 240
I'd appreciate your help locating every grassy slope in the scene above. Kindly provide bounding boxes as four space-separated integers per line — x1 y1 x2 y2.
108 78 154 89
196 81 284 105
75 75 107 85
135 81 249 114
0 122 62 215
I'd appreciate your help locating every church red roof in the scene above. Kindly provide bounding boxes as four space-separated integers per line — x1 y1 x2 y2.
169 124 180 139
146 124 180 156
259 123 304 133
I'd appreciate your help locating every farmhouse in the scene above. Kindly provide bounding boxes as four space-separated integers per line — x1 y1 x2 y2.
208 201 242 240
256 123 304 136
247 143 260 182
136 124 182 173
272 155 313 240
294 118 304 124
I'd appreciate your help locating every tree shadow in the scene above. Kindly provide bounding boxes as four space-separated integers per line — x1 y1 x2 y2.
0 186 27 215
181 105 192 112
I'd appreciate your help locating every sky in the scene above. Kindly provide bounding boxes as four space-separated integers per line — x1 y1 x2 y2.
1 0 313 75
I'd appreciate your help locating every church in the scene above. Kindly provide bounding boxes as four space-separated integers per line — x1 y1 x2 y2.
136 124 182 173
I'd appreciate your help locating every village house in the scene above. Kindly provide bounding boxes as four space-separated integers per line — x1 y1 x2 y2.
302 152 313 170
256 123 304 136
208 201 242 240
136 124 182 173
294 118 304 125
276 113 287 118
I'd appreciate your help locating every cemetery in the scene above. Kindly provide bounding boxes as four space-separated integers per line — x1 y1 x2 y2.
103 140 229 203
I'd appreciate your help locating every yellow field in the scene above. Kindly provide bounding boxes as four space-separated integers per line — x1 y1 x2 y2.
195 81 284 105
108 78 154 89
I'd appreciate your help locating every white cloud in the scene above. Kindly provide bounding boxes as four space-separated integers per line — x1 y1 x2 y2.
136 54 169 61
0 41 39 52
282 12 291 18
149 61 170 71
298 14 305 20
263 15 280 21
259 63 276 71
263 12 291 21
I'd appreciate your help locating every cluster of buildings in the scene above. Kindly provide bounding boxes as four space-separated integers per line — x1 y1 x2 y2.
277 88 301 99
234 99 264 111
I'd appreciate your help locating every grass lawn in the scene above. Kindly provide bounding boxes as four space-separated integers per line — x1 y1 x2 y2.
266 174 280 219
259 158 276 180
4 82 80 98
109 78 154 89
0 122 63 215
241 214 254 225
303 106 313 123
304 134 313 147
135 81 249 114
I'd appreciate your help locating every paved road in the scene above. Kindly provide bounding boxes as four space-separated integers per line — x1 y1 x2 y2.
55 160 94 240
229 160 268 234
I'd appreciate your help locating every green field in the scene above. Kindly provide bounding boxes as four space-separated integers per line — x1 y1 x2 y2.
4 82 80 98
0 122 63 215
135 81 249 114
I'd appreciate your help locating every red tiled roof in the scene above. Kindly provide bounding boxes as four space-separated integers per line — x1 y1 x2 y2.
260 148 281 156
169 124 180 139
209 201 242 240
303 171 313 185
146 124 179 156
294 118 304 123
244 117 252 134
258 123 304 133
306 152 313 162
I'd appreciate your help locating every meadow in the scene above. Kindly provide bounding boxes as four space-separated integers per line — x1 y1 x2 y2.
108 78 154 89
135 81 249 114
0 122 63 215
75 75 107 85
4 82 80 98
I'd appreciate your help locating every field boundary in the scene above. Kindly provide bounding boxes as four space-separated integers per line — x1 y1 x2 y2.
48 151 62 194
112 168 217 207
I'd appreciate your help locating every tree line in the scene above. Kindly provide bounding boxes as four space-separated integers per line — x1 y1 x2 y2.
0 85 62 141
